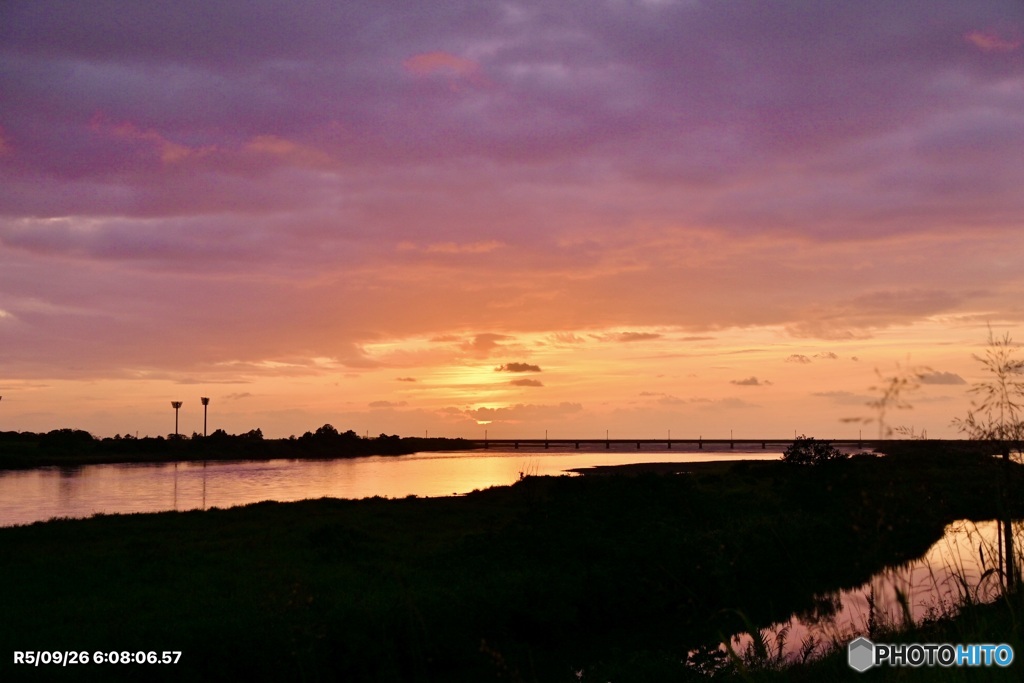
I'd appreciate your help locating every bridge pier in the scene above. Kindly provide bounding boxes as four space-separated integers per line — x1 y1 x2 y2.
514 441 518 450
575 442 579 449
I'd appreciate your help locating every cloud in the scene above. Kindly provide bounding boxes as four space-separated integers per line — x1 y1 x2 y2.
593 331 663 343
395 377 417 382
965 30 1022 53
787 290 966 339
510 378 543 387
175 377 251 385
731 376 772 386
692 397 760 410
465 402 582 423
403 51 482 77
462 334 512 355
369 400 409 409
224 392 254 401
548 332 587 345
920 371 967 385
616 332 662 343
398 240 505 254
814 352 839 360
812 391 869 405
786 355 813 364
495 362 542 373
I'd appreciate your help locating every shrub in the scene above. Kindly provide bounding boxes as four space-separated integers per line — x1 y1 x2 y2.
782 435 848 466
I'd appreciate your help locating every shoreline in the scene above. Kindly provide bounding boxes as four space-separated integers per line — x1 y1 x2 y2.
568 459 744 475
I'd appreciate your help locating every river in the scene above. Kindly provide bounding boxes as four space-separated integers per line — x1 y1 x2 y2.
0 444 777 527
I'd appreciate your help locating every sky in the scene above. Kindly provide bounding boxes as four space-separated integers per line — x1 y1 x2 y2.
1 0 1022 440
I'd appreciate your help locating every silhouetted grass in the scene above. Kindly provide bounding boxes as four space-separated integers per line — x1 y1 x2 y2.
722 588 1024 682
0 450 1021 681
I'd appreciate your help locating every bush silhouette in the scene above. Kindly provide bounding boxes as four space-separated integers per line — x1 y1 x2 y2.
782 435 848 466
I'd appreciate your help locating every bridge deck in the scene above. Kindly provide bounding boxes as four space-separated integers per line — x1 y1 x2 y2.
471 437 883 449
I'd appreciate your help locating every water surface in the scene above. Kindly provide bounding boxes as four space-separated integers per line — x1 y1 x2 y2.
726 519 1020 662
0 444 777 527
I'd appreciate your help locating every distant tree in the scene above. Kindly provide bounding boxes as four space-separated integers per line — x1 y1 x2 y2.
782 435 848 466
39 428 96 453
314 424 339 439
242 428 264 441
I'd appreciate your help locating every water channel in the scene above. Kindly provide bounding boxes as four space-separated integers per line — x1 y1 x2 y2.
0 444 777 527
725 518 1021 663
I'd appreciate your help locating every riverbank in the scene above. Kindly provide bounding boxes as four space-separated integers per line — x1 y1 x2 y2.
569 460 738 475
0 447 1020 681
0 427 472 470
0 429 981 472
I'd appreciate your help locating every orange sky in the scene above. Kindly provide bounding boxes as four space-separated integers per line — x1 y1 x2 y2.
1 1 1022 439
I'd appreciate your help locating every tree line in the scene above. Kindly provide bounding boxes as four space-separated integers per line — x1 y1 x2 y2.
0 424 470 469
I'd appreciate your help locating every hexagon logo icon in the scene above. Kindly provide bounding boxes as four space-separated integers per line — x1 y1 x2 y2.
848 637 875 672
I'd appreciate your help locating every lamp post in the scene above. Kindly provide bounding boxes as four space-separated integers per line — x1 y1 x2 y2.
200 397 210 437
171 401 183 437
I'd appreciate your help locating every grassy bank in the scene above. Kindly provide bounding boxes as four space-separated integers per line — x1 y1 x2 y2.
0 427 471 470
0 450 1021 681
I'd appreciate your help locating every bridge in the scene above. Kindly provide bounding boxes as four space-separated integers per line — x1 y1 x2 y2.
470 437 881 450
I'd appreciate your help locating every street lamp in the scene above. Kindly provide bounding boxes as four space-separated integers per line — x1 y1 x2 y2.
171 401 183 437
200 397 210 437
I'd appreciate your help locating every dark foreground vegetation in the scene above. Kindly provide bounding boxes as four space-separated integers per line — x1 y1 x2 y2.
0 425 470 470
1 443 1022 681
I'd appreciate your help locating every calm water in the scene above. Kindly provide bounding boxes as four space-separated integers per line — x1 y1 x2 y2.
727 519 1021 662
0 444 779 527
